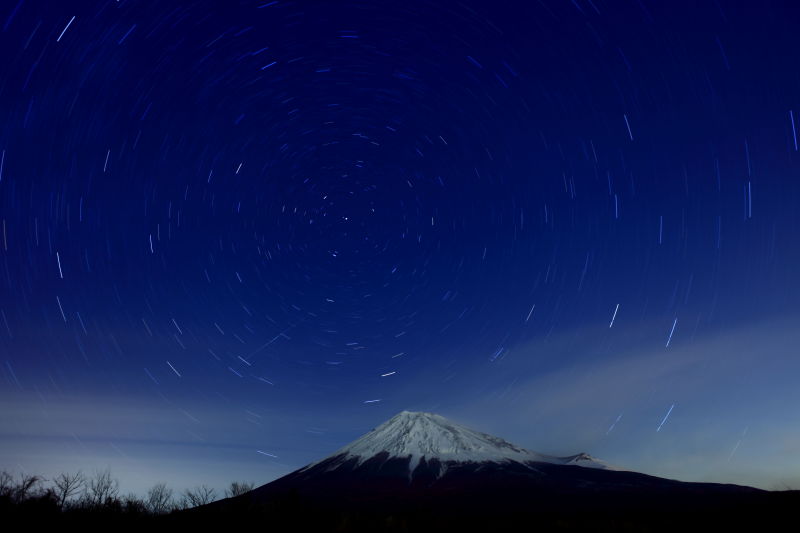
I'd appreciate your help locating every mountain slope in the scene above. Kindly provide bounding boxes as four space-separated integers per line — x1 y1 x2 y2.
233 410 760 506
196 410 770 526
297 410 616 479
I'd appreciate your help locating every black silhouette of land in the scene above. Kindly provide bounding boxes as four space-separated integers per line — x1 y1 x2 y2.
5 412 798 531
3 465 799 531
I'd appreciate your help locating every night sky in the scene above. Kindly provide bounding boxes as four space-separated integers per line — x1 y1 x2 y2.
2 0 800 495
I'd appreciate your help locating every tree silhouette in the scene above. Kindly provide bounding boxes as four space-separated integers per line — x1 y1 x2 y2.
51 471 85 510
225 481 254 498
0 471 13 499
85 468 119 508
146 482 174 514
121 492 148 514
182 484 217 508
12 473 43 504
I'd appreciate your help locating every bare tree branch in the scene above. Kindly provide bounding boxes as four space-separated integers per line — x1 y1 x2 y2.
225 481 254 498
85 468 119 508
181 484 217 508
13 473 43 503
51 471 85 510
145 482 174 514
0 471 13 498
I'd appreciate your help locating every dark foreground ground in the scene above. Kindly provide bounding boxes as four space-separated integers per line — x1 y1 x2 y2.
6 459 800 533
184 488 800 532
168 456 800 531
4 490 799 532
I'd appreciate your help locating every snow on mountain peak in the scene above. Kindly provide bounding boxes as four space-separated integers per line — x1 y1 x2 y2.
335 411 551 468
302 411 618 477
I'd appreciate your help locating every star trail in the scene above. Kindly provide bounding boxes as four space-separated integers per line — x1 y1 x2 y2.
2 0 800 494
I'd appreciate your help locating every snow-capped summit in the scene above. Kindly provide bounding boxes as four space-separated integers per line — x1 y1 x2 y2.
300 410 617 477
228 410 761 518
321 410 550 469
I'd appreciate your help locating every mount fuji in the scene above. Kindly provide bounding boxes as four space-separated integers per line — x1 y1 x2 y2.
219 411 758 505
190 411 785 530
294 410 618 480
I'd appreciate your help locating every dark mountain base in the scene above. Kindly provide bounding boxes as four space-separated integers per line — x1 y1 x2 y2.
163 456 800 531
6 490 798 531
169 489 799 532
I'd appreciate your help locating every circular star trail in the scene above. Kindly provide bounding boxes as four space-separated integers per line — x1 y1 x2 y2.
2 1 800 493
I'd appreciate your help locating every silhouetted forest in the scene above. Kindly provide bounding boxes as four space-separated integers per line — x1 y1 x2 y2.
0 468 247 522
3 467 799 531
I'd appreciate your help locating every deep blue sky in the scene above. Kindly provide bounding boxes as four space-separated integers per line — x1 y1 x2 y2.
2 0 800 494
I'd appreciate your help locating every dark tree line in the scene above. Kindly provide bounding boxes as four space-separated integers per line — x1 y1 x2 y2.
0 468 253 517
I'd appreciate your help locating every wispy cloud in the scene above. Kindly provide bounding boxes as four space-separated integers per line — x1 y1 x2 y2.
444 316 800 489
